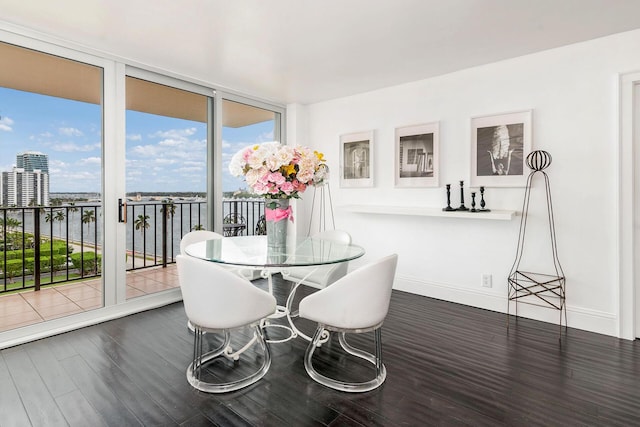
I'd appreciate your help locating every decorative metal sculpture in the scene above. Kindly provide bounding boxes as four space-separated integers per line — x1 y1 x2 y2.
307 164 336 235
507 150 566 338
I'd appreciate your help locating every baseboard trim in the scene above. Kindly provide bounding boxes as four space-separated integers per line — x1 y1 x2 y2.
394 275 619 338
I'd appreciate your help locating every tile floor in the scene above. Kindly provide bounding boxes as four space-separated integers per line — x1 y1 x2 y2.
0 265 179 332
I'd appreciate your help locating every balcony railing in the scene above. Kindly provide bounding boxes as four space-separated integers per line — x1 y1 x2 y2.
0 198 265 294
1 204 101 294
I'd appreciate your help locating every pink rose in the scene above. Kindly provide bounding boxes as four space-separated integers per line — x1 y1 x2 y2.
280 181 294 194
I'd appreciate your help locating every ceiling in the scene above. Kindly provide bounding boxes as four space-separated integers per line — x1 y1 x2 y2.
1 0 640 105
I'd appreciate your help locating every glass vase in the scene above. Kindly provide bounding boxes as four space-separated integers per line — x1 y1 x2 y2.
265 198 290 251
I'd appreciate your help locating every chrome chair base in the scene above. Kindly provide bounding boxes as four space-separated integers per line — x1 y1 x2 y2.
187 324 271 393
304 326 386 393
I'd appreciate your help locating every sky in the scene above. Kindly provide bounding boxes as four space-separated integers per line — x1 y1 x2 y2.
0 87 274 194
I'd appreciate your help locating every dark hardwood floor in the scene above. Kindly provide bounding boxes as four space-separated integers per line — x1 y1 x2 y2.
1 275 640 426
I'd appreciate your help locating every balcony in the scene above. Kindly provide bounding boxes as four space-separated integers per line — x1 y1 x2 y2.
0 198 265 332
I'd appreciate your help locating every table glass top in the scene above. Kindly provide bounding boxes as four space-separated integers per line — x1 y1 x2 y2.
184 235 365 268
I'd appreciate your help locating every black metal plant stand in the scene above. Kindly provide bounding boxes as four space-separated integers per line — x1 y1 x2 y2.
507 150 567 338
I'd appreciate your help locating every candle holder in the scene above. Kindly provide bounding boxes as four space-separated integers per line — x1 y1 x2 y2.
442 184 456 211
457 180 469 211
479 186 490 212
470 192 477 212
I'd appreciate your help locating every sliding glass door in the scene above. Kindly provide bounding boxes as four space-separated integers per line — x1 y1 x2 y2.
0 32 286 343
124 74 210 300
0 41 104 331
219 97 282 236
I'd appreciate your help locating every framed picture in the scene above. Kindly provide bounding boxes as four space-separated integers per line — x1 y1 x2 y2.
471 110 532 187
395 122 439 187
340 130 374 188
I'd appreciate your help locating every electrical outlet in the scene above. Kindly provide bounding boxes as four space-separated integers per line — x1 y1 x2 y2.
481 274 492 288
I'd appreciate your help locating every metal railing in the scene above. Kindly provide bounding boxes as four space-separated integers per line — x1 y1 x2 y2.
1 205 101 294
126 198 265 270
0 199 266 293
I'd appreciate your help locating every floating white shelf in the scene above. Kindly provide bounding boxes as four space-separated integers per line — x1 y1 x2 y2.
339 204 517 220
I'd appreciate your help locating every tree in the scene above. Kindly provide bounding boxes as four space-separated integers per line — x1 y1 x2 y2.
67 203 78 241
0 217 21 239
191 224 205 231
134 214 150 236
44 211 54 230
82 209 96 235
54 210 65 237
4 217 22 232
161 199 176 219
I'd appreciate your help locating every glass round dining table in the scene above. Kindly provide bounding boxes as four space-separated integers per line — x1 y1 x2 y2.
183 235 365 269
184 235 365 343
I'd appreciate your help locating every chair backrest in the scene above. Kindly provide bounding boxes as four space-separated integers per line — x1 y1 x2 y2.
176 255 276 329
180 230 223 254
298 254 398 330
284 230 352 287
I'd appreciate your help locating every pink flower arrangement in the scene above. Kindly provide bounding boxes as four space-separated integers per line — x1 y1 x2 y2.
229 142 327 199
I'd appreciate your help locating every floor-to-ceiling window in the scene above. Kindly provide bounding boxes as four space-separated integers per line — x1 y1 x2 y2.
219 98 282 235
0 31 286 345
0 40 104 331
124 75 209 299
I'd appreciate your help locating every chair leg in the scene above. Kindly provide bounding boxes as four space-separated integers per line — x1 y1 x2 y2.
187 325 272 393
304 326 387 393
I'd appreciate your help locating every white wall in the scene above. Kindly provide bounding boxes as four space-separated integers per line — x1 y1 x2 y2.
293 29 640 337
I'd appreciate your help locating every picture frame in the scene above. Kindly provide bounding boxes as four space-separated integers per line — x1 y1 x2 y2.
340 130 374 188
470 110 532 187
394 122 439 187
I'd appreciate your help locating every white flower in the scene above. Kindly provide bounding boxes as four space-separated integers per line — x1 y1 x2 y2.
229 141 326 198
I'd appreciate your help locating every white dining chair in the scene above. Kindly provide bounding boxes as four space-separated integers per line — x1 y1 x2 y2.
281 230 352 290
180 231 225 332
176 254 277 393
179 230 224 254
298 253 398 392
180 230 260 281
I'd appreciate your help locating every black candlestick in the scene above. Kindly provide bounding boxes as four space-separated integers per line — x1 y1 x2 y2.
457 180 469 211
443 184 456 211
470 192 477 212
479 186 490 212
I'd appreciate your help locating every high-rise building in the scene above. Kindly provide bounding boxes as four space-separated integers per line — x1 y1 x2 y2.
16 151 49 173
0 152 50 207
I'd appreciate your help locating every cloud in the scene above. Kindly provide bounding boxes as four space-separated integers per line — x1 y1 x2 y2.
127 133 142 141
51 142 99 152
176 166 203 173
59 127 84 137
183 160 204 167
0 116 14 131
155 158 178 165
151 127 197 139
132 145 159 157
158 138 183 147
79 157 101 165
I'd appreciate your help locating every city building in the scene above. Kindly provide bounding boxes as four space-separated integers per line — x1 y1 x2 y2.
0 152 50 206
16 150 49 173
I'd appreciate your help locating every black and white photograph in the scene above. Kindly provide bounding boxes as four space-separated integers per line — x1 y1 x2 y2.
340 131 374 187
395 122 439 187
471 110 532 187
